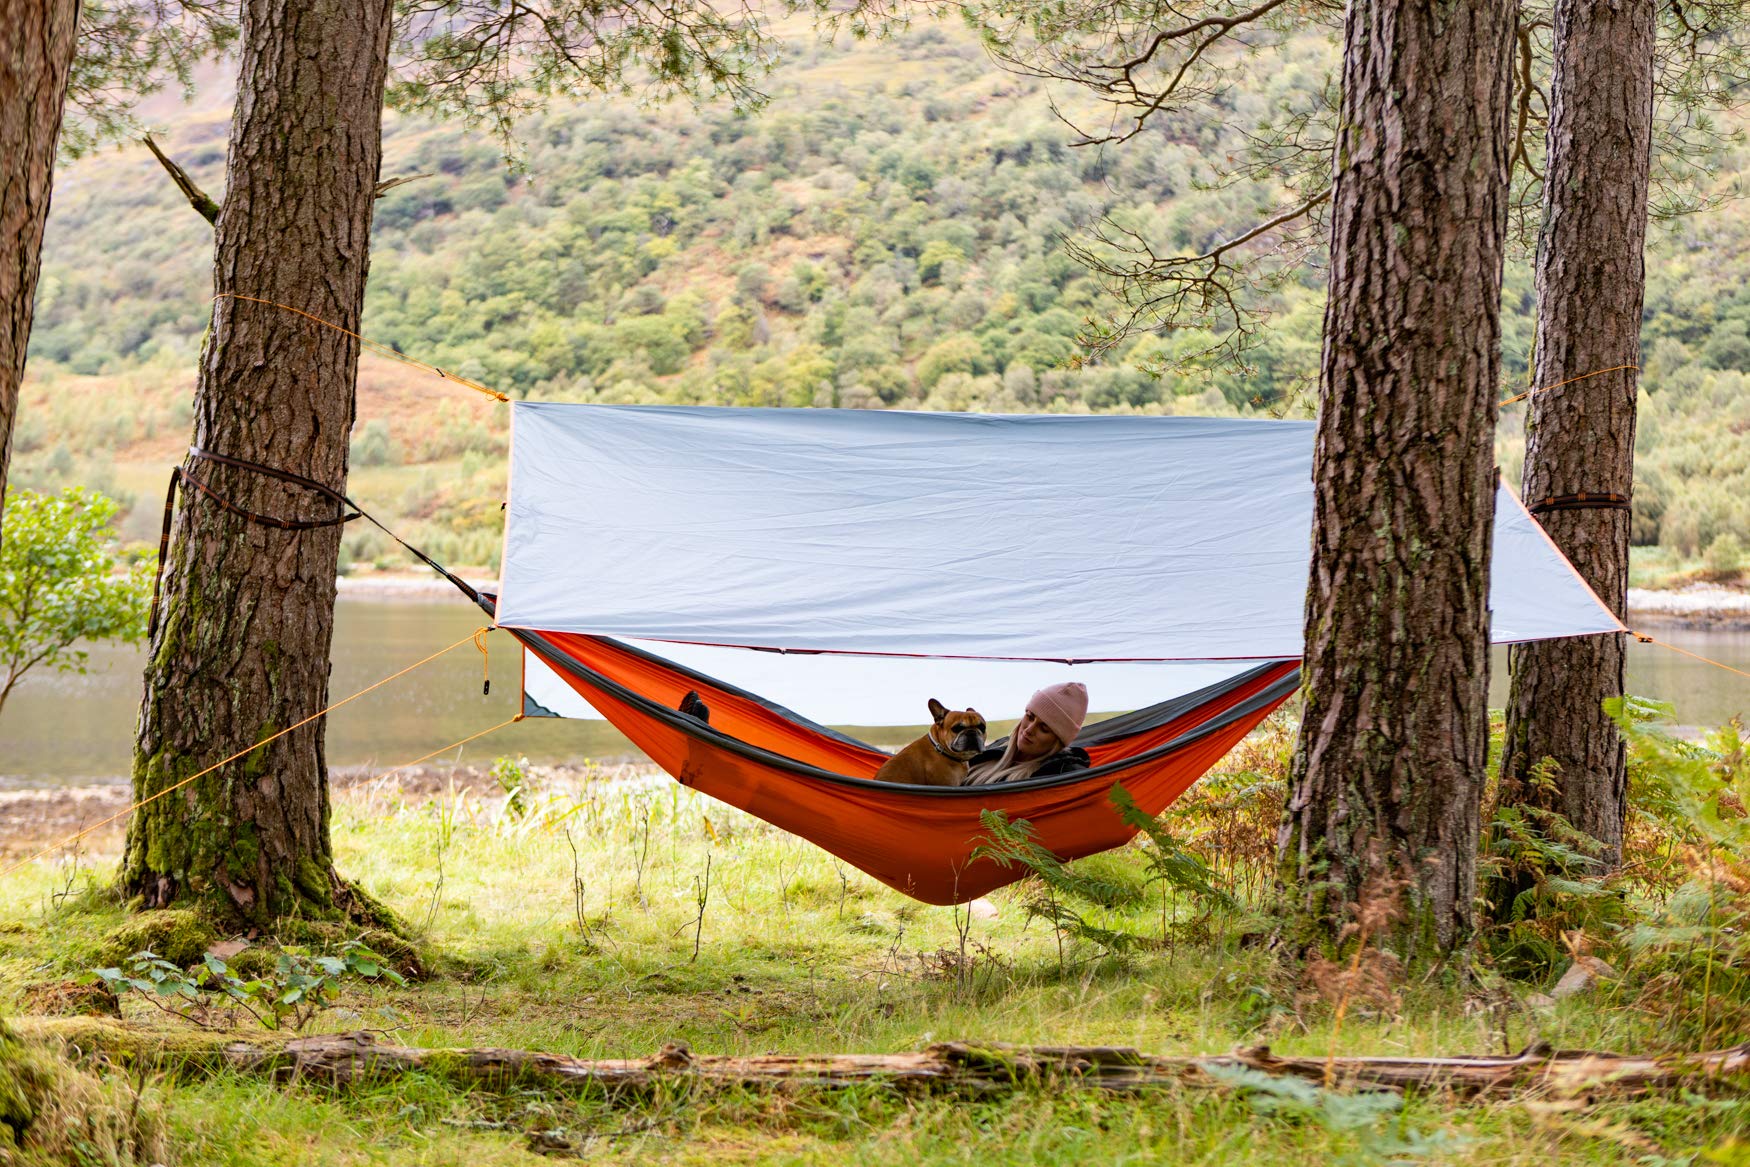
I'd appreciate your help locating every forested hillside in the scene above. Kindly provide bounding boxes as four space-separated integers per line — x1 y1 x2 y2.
12 21 1748 572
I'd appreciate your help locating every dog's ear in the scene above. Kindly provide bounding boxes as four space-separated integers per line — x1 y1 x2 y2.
927 697 949 723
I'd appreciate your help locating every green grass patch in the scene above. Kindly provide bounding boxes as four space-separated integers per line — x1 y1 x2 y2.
2 761 1745 1164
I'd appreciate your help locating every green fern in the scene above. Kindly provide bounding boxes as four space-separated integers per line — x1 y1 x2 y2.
971 808 1145 962
1110 783 1236 912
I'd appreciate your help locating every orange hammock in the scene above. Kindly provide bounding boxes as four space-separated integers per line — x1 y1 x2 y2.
508 625 1299 905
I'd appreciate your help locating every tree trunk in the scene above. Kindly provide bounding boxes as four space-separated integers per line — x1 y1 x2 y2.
1494 0 1653 885
0 0 78 530
1281 0 1516 954
123 0 395 925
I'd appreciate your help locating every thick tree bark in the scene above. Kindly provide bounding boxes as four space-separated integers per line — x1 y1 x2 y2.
1281 0 1515 953
1495 0 1653 882
123 0 395 924
0 0 78 531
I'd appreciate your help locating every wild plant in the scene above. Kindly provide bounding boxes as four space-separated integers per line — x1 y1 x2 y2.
1607 699 1750 1046
1296 859 1408 1070
1163 713 1293 903
1110 784 1237 945
1479 758 1626 980
683 853 713 962
1202 1065 1456 1165
423 782 462 932
562 825 609 952
971 807 1147 969
972 784 1250 968
491 754 530 819
87 940 405 1032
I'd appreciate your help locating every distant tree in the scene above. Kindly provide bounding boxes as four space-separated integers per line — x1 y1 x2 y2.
1704 531 1745 576
916 333 986 389
0 487 148 719
917 239 966 285
1492 0 1655 897
974 0 1750 378
1280 0 1516 954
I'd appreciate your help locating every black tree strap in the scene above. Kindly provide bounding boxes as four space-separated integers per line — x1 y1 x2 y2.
188 446 355 517
148 447 482 639
1527 491 1633 517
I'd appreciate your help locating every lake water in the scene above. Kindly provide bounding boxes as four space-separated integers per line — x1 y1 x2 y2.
2 596 1745 789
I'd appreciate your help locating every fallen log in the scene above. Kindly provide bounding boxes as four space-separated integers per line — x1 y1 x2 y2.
17 1018 1749 1101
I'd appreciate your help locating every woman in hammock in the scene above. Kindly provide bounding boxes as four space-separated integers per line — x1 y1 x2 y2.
962 682 1090 785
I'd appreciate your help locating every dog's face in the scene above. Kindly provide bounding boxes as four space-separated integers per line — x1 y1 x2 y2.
928 698 987 760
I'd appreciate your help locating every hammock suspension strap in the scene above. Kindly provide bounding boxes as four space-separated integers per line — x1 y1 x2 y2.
1527 491 1632 517
148 446 482 638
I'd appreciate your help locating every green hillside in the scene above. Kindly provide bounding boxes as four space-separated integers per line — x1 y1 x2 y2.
12 21 1748 574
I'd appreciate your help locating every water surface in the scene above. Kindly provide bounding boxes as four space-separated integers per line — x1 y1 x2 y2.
2 596 1744 788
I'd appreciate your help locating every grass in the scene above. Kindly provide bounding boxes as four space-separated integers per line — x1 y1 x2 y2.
2 746 1748 1165
1630 545 1748 591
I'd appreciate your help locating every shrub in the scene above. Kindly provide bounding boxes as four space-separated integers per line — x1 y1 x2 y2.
349 418 398 467
1703 531 1745 576
0 487 151 721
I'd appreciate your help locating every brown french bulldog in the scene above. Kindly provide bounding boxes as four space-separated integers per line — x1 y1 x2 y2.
873 699 987 787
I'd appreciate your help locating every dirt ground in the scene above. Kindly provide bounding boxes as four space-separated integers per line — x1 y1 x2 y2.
0 762 639 862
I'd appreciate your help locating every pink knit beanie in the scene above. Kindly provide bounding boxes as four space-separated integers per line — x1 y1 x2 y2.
1027 682 1088 745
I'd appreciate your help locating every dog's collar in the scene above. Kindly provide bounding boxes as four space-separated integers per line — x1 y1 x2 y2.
930 729 982 763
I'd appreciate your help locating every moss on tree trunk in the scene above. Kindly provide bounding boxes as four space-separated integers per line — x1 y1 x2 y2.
1492 0 1654 902
1280 0 1517 956
122 0 397 928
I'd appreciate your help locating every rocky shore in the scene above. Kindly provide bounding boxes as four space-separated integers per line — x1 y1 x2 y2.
340 571 1750 631
1627 584 1750 630
335 571 497 599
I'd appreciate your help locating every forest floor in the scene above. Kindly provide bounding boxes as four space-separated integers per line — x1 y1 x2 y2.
3 735 1748 1167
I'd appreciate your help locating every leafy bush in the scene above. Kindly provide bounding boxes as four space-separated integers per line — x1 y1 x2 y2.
349 418 399 467
1608 701 1750 1045
1703 531 1745 576
86 940 406 1032
0 487 150 720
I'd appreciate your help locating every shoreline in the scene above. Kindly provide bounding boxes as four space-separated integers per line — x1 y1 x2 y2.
0 761 661 861
336 572 498 601
335 572 1750 630
1625 584 1750 631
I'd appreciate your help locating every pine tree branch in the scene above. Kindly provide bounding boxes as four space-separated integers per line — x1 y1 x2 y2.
375 173 433 198
141 133 219 224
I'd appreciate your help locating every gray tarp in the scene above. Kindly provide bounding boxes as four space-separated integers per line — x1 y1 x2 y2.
502 405 1623 726
498 403 1623 660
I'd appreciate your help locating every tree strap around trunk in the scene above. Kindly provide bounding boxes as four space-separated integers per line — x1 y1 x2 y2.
148 446 482 638
1527 491 1632 516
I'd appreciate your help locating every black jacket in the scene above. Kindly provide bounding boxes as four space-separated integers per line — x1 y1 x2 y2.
965 743 1091 781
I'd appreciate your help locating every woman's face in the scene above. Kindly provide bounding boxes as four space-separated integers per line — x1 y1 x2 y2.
1012 709 1063 761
